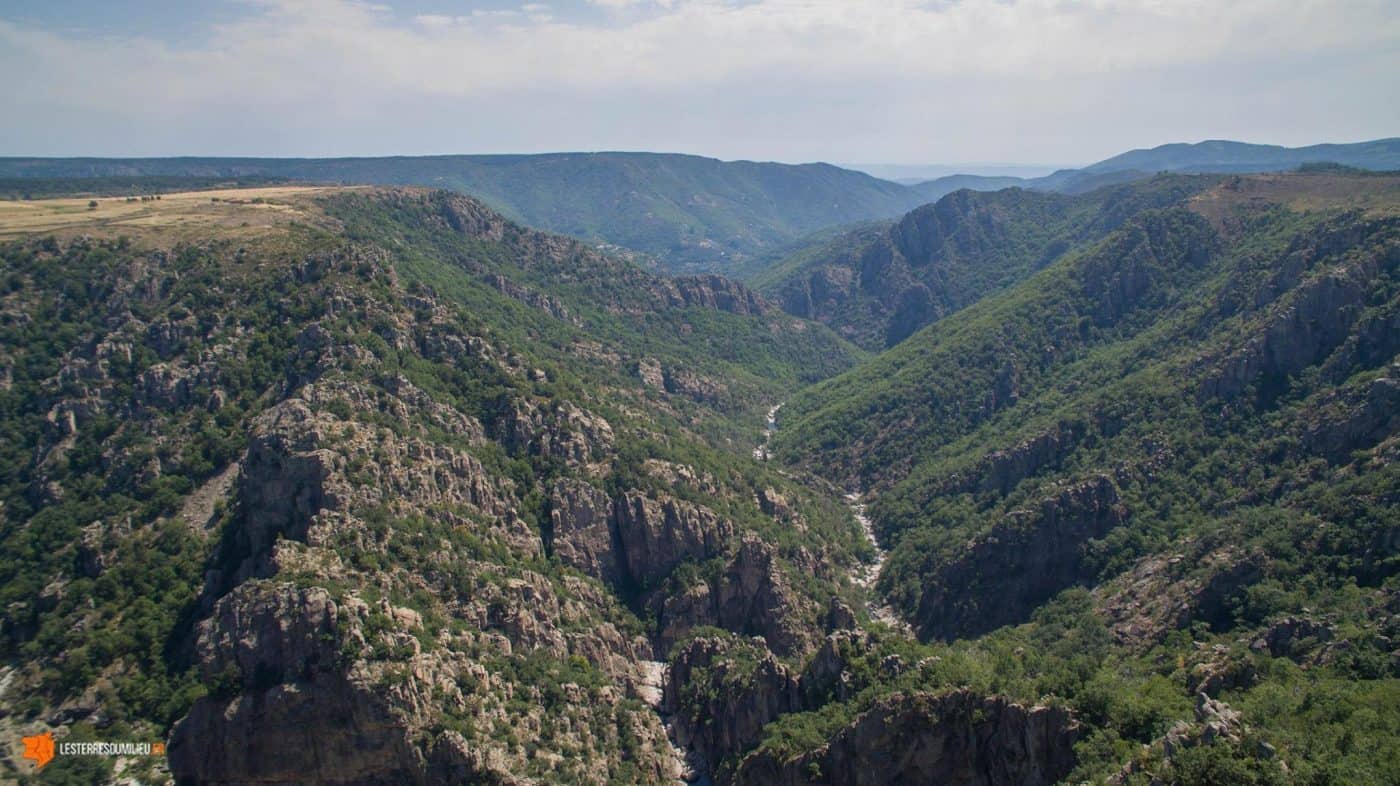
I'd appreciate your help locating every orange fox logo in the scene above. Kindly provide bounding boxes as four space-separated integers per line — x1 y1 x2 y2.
22 731 55 770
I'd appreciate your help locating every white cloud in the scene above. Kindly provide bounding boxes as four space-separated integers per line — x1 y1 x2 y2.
1 0 1396 161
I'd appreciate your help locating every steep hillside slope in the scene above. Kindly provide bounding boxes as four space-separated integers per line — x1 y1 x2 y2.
758 171 1400 783
758 176 1220 348
896 139 1400 200
0 187 878 785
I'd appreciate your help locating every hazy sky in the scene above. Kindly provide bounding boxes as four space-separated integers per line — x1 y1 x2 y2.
2 0 1397 165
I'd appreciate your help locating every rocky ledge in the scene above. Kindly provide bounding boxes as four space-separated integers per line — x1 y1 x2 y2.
732 690 1079 786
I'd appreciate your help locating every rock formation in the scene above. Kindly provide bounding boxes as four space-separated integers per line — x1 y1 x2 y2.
916 475 1127 640
732 690 1079 786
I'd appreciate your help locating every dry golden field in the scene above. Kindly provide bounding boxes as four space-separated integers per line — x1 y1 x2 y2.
0 185 362 241
1187 172 1400 231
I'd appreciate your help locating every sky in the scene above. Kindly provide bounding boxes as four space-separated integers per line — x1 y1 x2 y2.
1 0 1397 166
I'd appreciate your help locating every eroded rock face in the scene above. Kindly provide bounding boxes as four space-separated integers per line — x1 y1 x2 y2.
549 478 620 584
662 630 875 780
222 384 518 590
664 366 729 404
1109 694 1248 785
916 475 1127 641
732 690 1079 786
1094 546 1262 649
1199 222 1396 403
1250 616 1336 659
655 535 817 657
498 398 615 471
614 491 733 587
975 424 1082 497
664 636 803 772
168 583 432 786
1304 366 1400 462
670 274 768 316
547 466 819 665
194 583 345 687
490 273 579 325
711 536 816 657
637 357 666 390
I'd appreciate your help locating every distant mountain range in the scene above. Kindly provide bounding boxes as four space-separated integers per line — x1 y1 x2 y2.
1 138 1395 273
843 163 1059 182
906 138 1400 199
1084 137 1400 174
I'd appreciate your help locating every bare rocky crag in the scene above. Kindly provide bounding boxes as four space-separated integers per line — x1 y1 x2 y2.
549 472 820 659
733 691 1079 786
661 626 1081 786
167 291 674 783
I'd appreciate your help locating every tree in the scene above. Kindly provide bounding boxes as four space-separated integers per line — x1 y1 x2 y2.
87 200 98 210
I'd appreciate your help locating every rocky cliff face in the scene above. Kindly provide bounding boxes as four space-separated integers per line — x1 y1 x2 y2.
1094 545 1264 650
168 583 431 786
654 534 818 657
1198 217 1398 403
915 475 1127 641
111 197 848 785
167 305 670 784
732 690 1079 786
671 273 769 316
615 491 734 587
664 635 805 775
548 482 818 658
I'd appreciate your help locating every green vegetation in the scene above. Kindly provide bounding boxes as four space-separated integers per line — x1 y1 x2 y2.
761 174 1400 780
0 154 933 273
6 140 1394 275
322 189 864 443
0 232 343 740
3 171 1397 784
755 175 1223 349
0 187 874 784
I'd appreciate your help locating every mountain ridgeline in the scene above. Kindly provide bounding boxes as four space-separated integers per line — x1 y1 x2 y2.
2 137 1396 276
0 154 922 274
